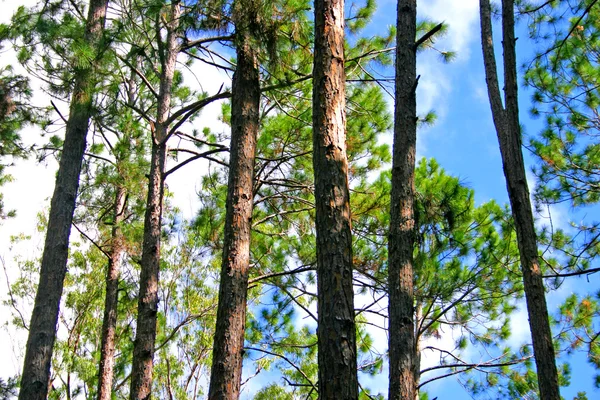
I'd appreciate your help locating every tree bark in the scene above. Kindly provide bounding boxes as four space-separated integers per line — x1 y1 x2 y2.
129 3 180 399
312 0 358 398
388 1 418 399
97 184 127 400
479 1 560 398
18 0 109 398
207 30 260 400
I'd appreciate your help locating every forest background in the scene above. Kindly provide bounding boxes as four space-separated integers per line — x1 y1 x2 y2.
0 0 599 398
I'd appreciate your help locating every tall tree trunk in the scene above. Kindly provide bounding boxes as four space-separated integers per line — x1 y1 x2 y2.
207 30 260 400
312 0 358 398
97 58 139 400
479 1 560 398
129 140 167 400
18 0 109 398
129 3 180 399
97 184 127 400
388 1 418 399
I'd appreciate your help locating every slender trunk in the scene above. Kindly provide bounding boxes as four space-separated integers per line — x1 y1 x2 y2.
207 30 260 400
312 0 358 398
129 3 180 399
97 59 138 400
388 1 418 399
18 0 109 398
97 184 127 400
479 1 560 398
129 139 166 400
413 304 422 398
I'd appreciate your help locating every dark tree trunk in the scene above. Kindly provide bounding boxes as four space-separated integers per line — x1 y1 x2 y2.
18 0 109 398
97 184 127 400
129 3 180 399
129 140 166 400
479 1 560 398
388 1 418 399
312 0 358 398
207 31 260 400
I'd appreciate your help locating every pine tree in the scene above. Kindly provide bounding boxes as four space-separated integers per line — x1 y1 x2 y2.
207 1 260 398
116 0 231 396
312 0 359 397
128 1 181 397
479 0 560 398
388 0 418 398
15 0 110 397
522 0 600 389
95 64 150 400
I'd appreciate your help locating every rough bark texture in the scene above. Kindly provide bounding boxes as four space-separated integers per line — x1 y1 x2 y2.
388 1 418 399
207 32 260 400
18 0 109 398
129 3 180 399
479 1 561 398
129 140 166 400
312 0 358 398
97 184 127 400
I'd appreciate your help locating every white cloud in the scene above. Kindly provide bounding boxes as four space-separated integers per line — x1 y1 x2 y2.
416 58 452 118
419 0 481 62
412 0 481 158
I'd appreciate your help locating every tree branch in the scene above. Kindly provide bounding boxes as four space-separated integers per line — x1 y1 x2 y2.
414 23 444 50
164 148 228 177
245 347 318 393
248 264 315 285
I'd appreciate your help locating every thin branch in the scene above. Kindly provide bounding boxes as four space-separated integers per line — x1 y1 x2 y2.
174 132 228 149
40 146 117 167
2 256 29 330
542 266 600 278
248 265 315 285
164 148 228 177
116 54 159 99
155 307 215 352
245 347 318 393
71 222 110 259
518 0 555 15
166 90 232 132
252 207 313 228
415 23 444 50
50 100 67 124
551 0 599 68
182 34 235 50
114 372 131 392
419 286 476 336
418 356 532 389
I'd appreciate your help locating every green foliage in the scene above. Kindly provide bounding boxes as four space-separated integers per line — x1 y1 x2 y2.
0 376 18 400
524 0 600 218
416 20 456 62
0 0 565 398
3 0 107 97
0 66 47 220
524 0 600 389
